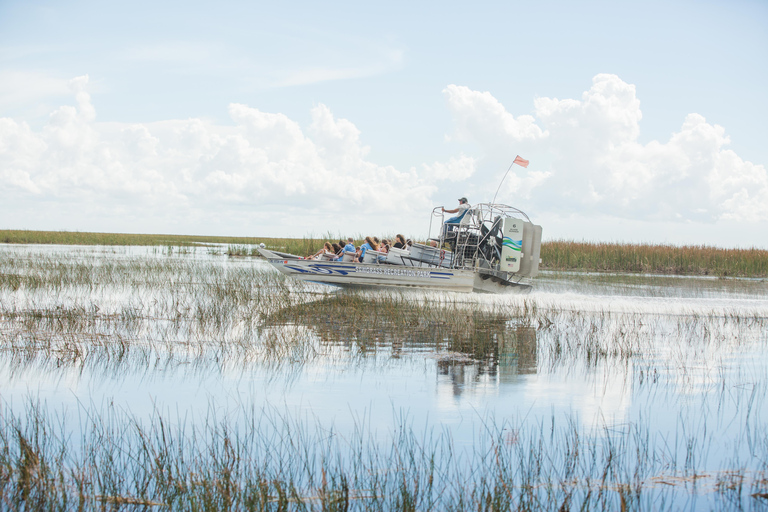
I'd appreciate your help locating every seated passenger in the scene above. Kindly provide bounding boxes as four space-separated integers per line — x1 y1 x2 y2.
331 243 342 260
342 238 357 261
379 240 390 254
393 234 406 249
307 242 333 260
358 236 379 262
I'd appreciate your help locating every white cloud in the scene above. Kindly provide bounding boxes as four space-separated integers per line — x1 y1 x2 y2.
0 70 72 109
444 74 768 223
443 84 547 144
2 73 765 240
500 169 553 201
0 76 448 235
421 155 476 182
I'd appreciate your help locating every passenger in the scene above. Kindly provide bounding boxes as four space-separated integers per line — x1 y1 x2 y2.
306 245 322 260
380 240 390 254
393 234 406 249
331 243 342 259
343 238 357 261
307 242 333 260
441 197 471 237
358 236 378 262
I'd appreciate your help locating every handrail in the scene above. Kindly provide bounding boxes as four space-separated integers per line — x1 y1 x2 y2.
426 202 533 272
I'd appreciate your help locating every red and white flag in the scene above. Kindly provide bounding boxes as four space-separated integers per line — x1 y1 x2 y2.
513 155 529 168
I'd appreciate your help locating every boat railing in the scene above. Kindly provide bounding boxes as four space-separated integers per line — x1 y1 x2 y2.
427 203 530 273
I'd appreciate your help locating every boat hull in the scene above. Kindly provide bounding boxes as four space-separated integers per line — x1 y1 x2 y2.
258 249 530 293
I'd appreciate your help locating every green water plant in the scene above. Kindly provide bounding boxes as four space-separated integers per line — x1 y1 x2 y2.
1 399 766 511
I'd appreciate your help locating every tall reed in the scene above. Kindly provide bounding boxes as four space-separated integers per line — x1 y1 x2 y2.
4 230 767 277
1 399 765 510
541 240 768 277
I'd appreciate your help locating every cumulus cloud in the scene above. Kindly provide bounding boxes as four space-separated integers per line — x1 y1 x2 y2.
0 70 72 110
421 155 476 182
0 75 451 234
443 84 547 144
2 73 765 238
443 74 768 223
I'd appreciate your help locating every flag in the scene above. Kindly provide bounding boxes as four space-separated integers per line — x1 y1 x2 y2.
513 155 529 168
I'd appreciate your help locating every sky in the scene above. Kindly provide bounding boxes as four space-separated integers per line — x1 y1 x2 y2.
1 0 767 247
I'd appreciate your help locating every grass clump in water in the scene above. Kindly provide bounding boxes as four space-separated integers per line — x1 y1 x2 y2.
1 399 766 511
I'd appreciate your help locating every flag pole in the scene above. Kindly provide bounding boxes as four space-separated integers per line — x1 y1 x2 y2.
492 155 528 204
492 162 516 204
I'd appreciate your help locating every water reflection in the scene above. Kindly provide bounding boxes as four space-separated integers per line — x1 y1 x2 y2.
499 325 537 379
266 295 539 396
435 325 537 397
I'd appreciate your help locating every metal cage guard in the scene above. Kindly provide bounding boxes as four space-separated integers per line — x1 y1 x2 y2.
426 203 533 274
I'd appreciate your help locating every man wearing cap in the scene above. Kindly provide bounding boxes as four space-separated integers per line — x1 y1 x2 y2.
441 197 471 238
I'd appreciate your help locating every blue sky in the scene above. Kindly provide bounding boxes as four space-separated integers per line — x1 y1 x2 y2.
1 0 767 246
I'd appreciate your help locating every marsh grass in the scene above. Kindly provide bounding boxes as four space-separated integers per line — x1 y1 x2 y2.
541 240 768 277
6 230 767 277
1 247 768 509
0 229 351 260
2 250 765 374
0 229 264 247
1 399 766 511
2 270 765 388
227 237 333 258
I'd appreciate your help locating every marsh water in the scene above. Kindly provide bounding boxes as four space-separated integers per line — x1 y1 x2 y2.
0 244 766 510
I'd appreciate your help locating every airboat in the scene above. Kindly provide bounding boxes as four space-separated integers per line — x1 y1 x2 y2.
257 203 543 293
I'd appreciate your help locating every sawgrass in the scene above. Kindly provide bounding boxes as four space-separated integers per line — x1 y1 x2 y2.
540 240 768 277
1 399 766 511
0 230 354 257
2 250 764 382
4 229 767 276
1 247 767 509
0 229 262 246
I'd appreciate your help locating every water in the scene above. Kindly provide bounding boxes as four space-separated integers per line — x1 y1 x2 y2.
1 244 767 509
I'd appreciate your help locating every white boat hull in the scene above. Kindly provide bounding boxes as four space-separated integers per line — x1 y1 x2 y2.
258 248 531 293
